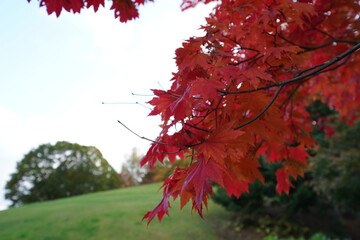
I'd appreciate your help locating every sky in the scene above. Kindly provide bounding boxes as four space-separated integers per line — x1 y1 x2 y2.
0 0 215 210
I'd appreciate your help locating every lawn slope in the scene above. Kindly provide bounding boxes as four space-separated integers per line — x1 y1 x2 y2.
0 183 230 240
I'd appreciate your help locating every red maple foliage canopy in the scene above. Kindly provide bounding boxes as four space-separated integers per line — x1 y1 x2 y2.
28 0 360 224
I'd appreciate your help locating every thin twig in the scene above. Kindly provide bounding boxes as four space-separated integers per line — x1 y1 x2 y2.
158 81 166 91
184 123 212 133
233 85 284 130
102 101 152 110
117 120 167 145
279 33 359 52
158 91 181 98
230 53 263 66
131 92 155 97
281 83 301 108
102 101 139 104
312 26 336 40
132 90 181 98
163 141 206 155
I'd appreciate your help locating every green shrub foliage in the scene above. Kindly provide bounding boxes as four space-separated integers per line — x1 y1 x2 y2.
212 157 317 216
310 120 360 213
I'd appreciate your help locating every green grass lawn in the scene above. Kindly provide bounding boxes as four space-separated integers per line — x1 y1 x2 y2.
0 183 230 240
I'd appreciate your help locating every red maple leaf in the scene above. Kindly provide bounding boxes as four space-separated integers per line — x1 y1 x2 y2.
276 168 294 195
181 155 223 216
86 0 104 11
190 77 225 100
195 123 244 161
142 167 186 225
111 0 139 23
243 67 274 89
142 197 170 224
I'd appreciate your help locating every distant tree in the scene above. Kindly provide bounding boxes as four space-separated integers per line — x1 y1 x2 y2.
119 148 147 186
5 141 121 206
119 149 192 186
141 162 172 184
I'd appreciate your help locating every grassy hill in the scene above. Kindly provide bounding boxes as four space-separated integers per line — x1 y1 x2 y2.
0 183 231 240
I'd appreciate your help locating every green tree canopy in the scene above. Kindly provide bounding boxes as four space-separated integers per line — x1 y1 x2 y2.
5 141 121 206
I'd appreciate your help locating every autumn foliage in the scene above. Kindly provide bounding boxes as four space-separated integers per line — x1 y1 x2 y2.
27 0 152 22
28 0 360 225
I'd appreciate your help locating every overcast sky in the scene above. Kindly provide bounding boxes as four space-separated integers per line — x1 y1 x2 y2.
0 0 214 210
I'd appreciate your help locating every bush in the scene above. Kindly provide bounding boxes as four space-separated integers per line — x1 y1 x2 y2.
212 157 317 217
310 120 360 214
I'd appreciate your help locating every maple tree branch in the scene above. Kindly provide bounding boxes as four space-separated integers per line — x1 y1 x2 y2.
163 150 182 155
221 42 360 95
184 123 212 133
150 91 180 98
317 54 352 74
296 62 325 76
233 85 284 130
240 46 261 53
230 53 262 66
310 26 360 45
280 83 302 110
117 120 167 145
265 60 284 70
278 42 360 85
163 141 206 155
312 26 336 40
214 96 225 128
288 100 301 140
279 33 359 52
185 141 206 148
334 39 360 45
191 96 224 126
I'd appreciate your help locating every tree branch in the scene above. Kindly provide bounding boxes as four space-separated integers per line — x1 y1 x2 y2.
278 42 360 86
221 42 360 95
184 123 212 133
279 33 359 52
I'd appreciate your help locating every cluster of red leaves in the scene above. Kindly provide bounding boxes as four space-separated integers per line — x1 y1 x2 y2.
27 0 151 22
28 0 360 225
140 0 360 224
